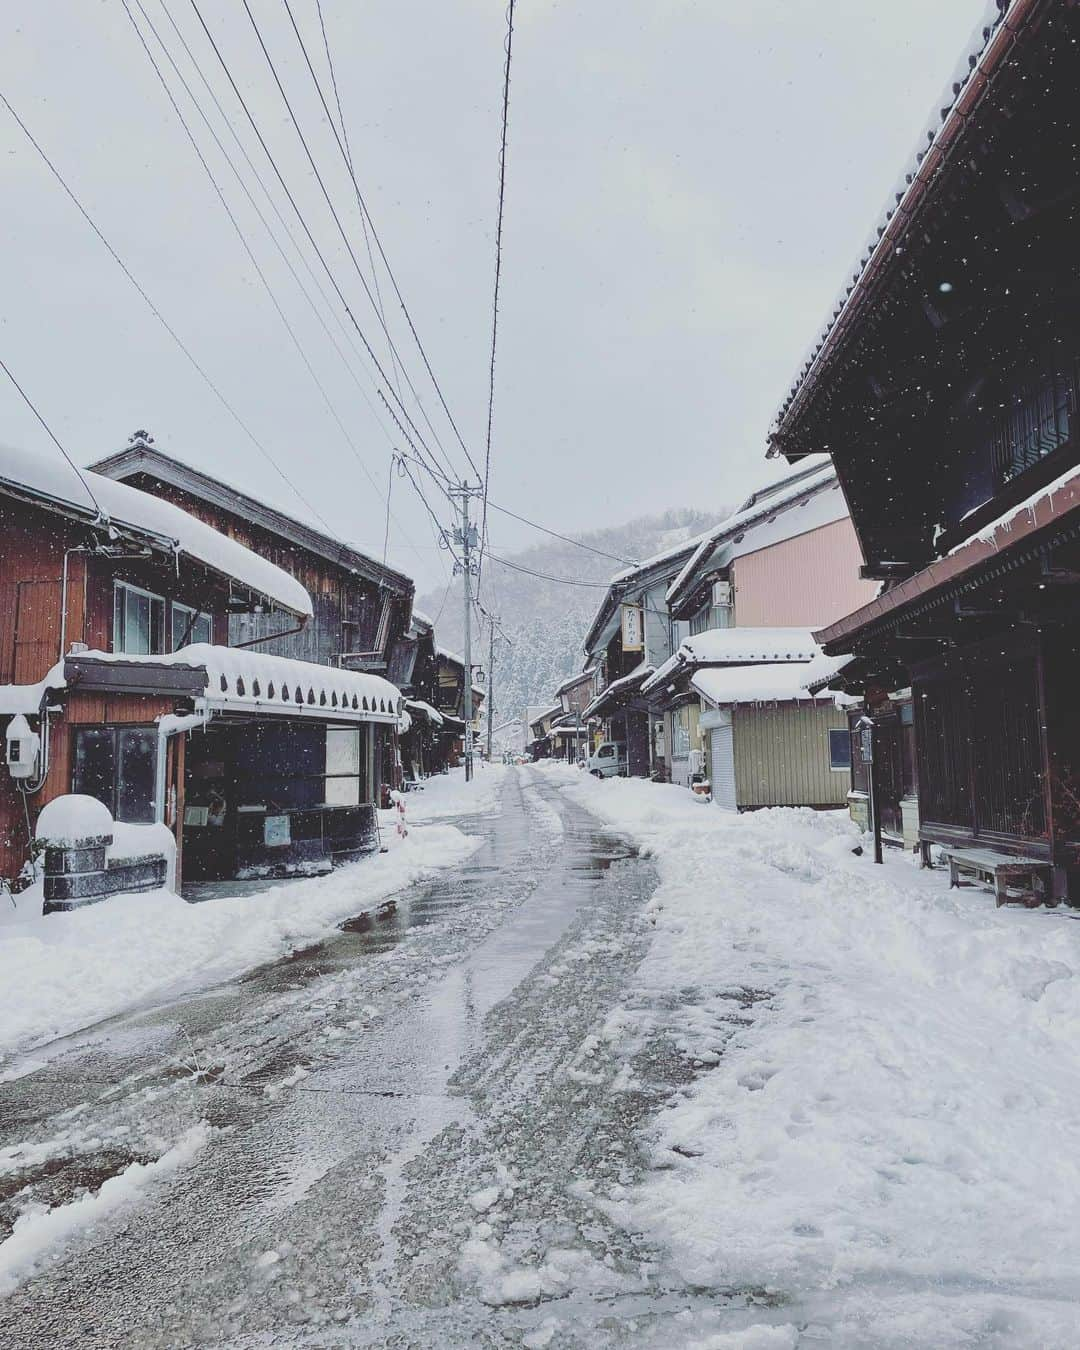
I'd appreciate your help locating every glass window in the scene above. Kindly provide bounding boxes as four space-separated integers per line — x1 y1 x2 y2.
829 728 852 771
325 727 361 805
73 727 115 815
113 583 165 655
117 729 157 822
171 603 212 651
73 726 158 823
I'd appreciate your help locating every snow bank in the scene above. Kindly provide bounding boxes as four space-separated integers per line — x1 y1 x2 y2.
0 1121 210 1296
399 762 508 823
0 822 479 1067
536 762 1080 1342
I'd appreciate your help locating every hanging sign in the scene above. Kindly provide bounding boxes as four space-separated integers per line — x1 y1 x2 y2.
621 604 644 652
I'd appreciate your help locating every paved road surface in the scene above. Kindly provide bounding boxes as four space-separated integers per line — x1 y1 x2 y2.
0 768 742 1347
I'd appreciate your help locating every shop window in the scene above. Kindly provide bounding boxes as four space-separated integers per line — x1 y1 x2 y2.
325 727 363 805
829 728 852 771
113 582 165 655
171 603 212 651
73 726 158 823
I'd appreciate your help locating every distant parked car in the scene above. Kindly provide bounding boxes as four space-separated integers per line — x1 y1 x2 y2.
585 741 627 778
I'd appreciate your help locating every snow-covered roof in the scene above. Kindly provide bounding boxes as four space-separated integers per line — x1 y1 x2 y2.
0 443 312 618
405 698 444 727
68 645 402 724
554 668 596 696
410 608 435 630
643 627 821 694
666 465 838 608
437 645 465 668
691 653 850 707
0 661 66 717
769 2 1024 442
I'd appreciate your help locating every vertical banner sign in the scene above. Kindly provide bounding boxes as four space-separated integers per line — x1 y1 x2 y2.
621 604 644 652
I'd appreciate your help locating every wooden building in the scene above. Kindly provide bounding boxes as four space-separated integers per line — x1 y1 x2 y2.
0 445 402 905
769 0 1080 898
91 438 414 676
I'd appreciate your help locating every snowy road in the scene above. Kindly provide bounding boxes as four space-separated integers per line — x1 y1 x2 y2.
0 768 739 1347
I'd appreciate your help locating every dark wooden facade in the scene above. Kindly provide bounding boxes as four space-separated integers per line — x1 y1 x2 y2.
772 0 1080 897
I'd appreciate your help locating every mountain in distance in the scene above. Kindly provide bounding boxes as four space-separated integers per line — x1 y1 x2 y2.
415 506 728 739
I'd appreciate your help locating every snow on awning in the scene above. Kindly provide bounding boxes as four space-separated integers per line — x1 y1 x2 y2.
405 698 444 727
0 661 66 717
0 442 312 618
643 627 821 693
67 645 403 724
691 653 851 707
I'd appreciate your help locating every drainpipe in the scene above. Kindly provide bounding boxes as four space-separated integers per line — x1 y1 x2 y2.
59 546 90 662
155 707 212 827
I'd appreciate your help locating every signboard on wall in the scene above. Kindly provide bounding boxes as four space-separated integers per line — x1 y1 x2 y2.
620 604 644 651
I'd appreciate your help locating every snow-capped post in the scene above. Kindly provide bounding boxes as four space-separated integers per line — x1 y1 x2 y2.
857 715 883 864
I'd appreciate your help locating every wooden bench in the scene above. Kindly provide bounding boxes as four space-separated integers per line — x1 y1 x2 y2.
940 846 1050 907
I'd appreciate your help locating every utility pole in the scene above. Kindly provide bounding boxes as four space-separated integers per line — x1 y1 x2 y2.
451 484 480 782
485 612 498 761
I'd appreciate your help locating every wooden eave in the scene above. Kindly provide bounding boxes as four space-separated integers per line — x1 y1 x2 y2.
91 446 414 599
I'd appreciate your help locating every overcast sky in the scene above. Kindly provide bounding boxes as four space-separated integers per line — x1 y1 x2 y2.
0 0 987 589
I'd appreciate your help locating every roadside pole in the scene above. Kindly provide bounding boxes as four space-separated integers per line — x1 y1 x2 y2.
486 613 497 761
455 487 477 783
858 715 883 864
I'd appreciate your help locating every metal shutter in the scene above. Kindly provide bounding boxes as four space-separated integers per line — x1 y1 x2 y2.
710 717 737 812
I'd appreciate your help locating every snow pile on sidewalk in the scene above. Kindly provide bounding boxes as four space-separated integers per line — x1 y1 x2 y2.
0 820 478 1069
400 762 507 822
534 761 1080 1344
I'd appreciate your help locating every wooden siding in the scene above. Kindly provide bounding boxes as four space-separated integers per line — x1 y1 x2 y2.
732 517 877 628
733 701 850 808
137 481 407 667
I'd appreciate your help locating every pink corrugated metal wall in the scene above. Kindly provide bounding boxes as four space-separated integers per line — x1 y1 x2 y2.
732 517 877 628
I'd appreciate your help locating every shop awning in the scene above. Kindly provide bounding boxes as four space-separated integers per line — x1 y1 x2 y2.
65 645 403 725
405 698 444 727
581 661 654 720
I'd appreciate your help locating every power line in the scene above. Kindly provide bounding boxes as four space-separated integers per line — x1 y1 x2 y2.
484 551 611 588
123 0 404 539
185 0 445 493
228 0 456 489
486 499 636 564
0 86 332 535
478 0 518 594
150 0 402 447
0 354 103 519
141 0 441 578
298 0 484 482
312 0 403 407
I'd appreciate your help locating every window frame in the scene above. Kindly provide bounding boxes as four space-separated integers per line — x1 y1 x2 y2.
828 727 852 772
72 723 159 823
170 601 213 651
113 580 167 656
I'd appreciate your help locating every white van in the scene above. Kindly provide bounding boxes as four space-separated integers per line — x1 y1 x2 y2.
586 741 627 778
